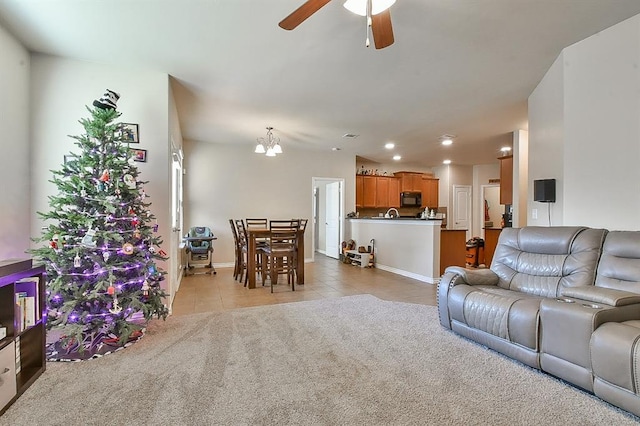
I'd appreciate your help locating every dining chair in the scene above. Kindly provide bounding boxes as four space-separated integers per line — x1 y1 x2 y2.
295 218 308 232
245 218 269 283
245 218 268 229
229 219 242 281
234 219 249 286
260 220 299 293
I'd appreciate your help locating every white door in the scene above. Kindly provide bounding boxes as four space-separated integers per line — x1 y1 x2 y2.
171 150 184 298
453 185 472 238
325 181 341 259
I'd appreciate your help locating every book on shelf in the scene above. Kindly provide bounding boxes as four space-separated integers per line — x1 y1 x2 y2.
15 276 40 327
15 335 21 374
15 292 36 332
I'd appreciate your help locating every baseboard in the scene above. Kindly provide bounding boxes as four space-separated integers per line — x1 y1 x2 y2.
374 264 439 284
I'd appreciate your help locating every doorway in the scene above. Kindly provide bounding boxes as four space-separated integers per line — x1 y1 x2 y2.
480 184 500 239
312 178 345 261
453 185 472 239
170 147 184 307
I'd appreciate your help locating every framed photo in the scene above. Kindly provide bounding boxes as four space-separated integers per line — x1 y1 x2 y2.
121 123 139 143
131 148 147 163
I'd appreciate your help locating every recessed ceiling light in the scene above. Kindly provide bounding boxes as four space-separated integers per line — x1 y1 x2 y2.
385 142 395 149
440 134 455 145
331 147 341 151
343 133 359 138
393 155 402 161
443 159 451 165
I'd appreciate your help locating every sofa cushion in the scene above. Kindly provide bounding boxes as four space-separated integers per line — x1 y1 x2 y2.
596 231 640 294
492 227 607 298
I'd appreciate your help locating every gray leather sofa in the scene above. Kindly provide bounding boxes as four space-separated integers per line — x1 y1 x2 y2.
438 227 640 417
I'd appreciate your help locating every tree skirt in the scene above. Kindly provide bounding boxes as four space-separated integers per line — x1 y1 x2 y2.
46 329 145 362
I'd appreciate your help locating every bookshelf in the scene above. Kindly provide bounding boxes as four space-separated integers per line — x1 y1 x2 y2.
0 259 46 415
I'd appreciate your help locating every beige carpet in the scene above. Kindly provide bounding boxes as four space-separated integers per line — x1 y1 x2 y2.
1 294 638 425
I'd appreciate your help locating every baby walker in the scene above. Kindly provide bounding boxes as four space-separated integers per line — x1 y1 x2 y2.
184 226 217 275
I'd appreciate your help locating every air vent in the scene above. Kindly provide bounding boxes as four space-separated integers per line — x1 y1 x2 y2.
342 133 359 138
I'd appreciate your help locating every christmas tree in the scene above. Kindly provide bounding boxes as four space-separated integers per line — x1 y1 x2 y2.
31 89 168 360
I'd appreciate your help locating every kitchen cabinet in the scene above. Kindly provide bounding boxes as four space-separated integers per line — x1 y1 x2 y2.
362 176 377 207
355 175 364 208
375 176 389 208
0 259 46 415
388 177 400 207
499 155 513 205
421 177 439 209
440 230 467 275
394 172 424 192
484 228 502 267
355 175 400 208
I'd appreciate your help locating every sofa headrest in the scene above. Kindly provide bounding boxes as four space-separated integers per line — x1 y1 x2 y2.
596 231 640 293
492 226 607 297
516 226 588 254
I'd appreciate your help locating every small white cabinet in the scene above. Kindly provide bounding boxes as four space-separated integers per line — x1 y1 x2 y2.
344 250 373 268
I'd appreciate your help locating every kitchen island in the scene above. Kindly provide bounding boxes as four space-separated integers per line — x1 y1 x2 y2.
346 218 442 283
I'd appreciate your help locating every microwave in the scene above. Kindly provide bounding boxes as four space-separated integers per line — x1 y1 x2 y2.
400 191 422 207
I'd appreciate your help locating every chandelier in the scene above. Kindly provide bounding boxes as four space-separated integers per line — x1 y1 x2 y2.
254 126 282 157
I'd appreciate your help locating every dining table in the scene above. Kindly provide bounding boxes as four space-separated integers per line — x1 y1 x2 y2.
246 227 305 289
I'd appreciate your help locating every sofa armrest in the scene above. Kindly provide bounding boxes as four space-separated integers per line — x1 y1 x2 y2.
560 286 640 307
438 268 499 329
444 266 499 286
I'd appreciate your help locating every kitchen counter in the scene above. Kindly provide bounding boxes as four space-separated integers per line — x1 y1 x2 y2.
346 218 441 283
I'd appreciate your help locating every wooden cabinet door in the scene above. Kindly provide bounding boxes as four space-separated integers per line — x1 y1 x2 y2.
388 177 400 207
375 177 389 208
499 155 513 205
484 228 502 267
440 230 467 275
395 172 423 192
421 178 439 209
362 176 377 207
355 175 364 208
410 174 423 191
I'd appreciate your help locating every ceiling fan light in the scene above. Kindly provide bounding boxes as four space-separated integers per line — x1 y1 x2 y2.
255 143 266 154
343 0 396 17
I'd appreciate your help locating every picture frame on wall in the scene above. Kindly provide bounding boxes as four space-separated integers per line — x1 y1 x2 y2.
131 148 147 163
121 123 139 143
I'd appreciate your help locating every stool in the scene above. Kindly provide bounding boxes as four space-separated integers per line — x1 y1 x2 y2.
590 320 640 417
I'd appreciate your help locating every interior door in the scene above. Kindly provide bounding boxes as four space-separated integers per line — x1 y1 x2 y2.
453 185 472 239
325 181 341 259
170 149 184 301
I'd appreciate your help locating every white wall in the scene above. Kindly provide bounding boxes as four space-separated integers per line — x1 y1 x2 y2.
0 23 31 260
183 140 355 265
563 16 640 229
528 55 564 227
528 14 640 230
29 55 174 298
512 130 529 227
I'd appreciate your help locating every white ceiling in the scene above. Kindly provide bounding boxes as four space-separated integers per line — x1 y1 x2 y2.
2 0 640 168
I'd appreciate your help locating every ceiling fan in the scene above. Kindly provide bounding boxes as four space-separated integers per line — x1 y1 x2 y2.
279 0 395 49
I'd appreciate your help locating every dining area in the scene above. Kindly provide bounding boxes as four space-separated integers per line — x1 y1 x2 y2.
229 218 308 292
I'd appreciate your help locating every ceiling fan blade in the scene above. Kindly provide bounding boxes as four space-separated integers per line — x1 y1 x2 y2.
371 9 394 49
279 0 333 30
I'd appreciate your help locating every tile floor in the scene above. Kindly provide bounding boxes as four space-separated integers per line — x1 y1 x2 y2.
171 253 438 316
